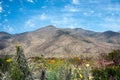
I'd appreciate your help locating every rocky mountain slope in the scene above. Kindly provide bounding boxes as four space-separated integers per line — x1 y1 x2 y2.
0 25 120 57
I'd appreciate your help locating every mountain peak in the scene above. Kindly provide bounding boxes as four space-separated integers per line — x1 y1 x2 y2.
0 32 10 35
103 31 120 36
45 25 56 28
98 31 120 39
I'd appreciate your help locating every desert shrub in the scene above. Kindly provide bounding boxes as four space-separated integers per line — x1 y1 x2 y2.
0 55 11 72
92 66 120 80
105 49 120 66
93 49 120 80
9 58 22 80
0 46 34 80
15 46 33 80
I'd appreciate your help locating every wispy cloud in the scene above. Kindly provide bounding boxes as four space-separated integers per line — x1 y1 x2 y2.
9 0 13 2
62 5 79 12
50 17 71 25
104 17 120 23
0 2 3 13
25 19 35 28
72 0 79 5
27 0 34 3
105 4 120 12
3 25 14 32
24 13 49 29
100 17 120 31
39 13 47 20
0 6 2 13
100 23 120 31
88 0 102 3
83 10 95 16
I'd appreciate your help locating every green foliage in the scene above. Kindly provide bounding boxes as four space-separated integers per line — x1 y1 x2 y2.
15 46 33 80
0 55 11 72
92 49 120 80
1 46 120 80
0 46 34 80
92 66 120 80
105 49 120 66
9 59 22 80
46 70 58 80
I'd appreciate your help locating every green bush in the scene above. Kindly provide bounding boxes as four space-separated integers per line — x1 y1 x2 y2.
105 49 120 66
0 55 11 72
92 66 120 80
9 59 22 80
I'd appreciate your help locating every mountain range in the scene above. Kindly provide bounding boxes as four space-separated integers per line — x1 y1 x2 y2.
0 25 120 57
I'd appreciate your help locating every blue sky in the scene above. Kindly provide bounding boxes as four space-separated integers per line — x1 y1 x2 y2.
0 0 120 34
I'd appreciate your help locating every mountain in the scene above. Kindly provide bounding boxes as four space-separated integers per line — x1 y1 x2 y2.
96 31 120 44
0 32 12 50
0 25 120 57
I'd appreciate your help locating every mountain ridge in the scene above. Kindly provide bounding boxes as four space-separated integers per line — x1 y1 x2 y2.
0 25 120 57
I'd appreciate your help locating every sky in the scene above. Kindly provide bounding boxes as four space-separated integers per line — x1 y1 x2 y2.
0 0 120 34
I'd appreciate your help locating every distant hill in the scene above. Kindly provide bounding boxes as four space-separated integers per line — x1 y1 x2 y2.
0 32 12 50
0 25 120 57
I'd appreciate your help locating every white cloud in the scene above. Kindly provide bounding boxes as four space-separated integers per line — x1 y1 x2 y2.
39 13 47 20
27 0 34 3
90 10 95 14
25 19 35 28
8 11 11 14
24 13 48 28
42 6 47 9
82 10 96 17
69 25 75 29
9 0 13 2
0 2 3 13
100 17 120 31
88 0 102 3
100 15 120 31
62 5 79 12
104 17 120 23
83 12 88 16
100 23 120 30
51 17 72 25
3 25 14 32
50 16 81 29
50 17 70 25
69 8 79 12
0 2 2 13
4 19 8 22
0 6 2 13
72 0 79 4
104 4 120 12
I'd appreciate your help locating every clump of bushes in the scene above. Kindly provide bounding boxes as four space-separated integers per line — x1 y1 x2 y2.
92 49 120 80
105 49 120 66
93 67 120 80
0 46 33 80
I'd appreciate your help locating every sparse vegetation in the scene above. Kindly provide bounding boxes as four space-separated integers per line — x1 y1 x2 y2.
0 46 120 80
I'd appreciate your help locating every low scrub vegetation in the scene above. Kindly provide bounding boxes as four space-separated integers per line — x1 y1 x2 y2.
0 46 120 80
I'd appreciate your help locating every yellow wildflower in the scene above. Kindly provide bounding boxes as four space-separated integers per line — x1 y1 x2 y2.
79 74 83 78
6 58 12 63
48 60 55 64
75 57 80 61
